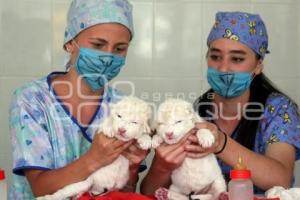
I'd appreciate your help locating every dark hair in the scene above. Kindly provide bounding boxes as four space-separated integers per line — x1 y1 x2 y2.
194 72 287 150
235 72 282 150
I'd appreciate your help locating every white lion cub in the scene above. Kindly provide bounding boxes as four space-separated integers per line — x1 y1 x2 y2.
152 98 226 200
37 96 153 200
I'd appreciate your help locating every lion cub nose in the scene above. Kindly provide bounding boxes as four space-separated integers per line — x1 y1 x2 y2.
166 132 174 139
118 128 127 134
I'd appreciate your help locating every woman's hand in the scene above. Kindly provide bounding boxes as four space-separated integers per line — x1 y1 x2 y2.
25 133 132 197
152 130 195 173
86 133 133 171
140 129 196 195
185 122 225 158
122 141 150 171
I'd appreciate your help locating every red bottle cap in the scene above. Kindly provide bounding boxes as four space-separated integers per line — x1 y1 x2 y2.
0 169 5 180
230 169 251 179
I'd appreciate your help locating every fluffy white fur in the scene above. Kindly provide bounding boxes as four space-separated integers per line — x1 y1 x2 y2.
266 186 300 200
152 98 226 200
37 96 152 200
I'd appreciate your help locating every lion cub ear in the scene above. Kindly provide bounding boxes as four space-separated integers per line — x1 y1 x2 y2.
149 120 158 136
142 120 151 134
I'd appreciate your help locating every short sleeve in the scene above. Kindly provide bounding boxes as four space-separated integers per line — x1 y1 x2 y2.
10 89 54 176
261 94 300 160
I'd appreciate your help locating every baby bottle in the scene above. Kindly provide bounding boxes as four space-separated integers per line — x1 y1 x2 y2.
228 157 253 200
0 169 7 200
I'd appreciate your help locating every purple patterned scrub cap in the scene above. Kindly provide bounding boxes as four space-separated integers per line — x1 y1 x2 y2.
207 11 270 59
63 0 133 48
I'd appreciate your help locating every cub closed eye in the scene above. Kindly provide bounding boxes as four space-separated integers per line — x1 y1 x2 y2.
175 120 182 124
157 122 165 126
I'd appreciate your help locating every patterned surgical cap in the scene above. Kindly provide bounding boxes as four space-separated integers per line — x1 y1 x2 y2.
63 0 133 48
207 11 269 59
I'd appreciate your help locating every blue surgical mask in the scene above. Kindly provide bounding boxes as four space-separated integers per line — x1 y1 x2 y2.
207 67 253 98
75 48 125 91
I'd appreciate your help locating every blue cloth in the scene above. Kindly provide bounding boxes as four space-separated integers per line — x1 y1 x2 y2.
219 93 300 193
64 0 134 47
195 92 300 193
207 67 252 98
75 48 126 91
9 72 146 199
207 11 269 59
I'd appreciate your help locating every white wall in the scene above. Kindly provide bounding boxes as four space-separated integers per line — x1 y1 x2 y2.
0 0 299 190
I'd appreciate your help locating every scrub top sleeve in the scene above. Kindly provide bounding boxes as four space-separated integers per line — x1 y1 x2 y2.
10 92 54 176
262 95 300 160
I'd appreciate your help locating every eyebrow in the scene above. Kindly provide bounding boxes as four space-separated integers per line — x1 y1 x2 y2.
89 37 129 46
230 50 246 55
209 47 246 55
209 48 221 53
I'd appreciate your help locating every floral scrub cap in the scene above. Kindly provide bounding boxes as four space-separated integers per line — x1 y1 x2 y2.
207 11 270 59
